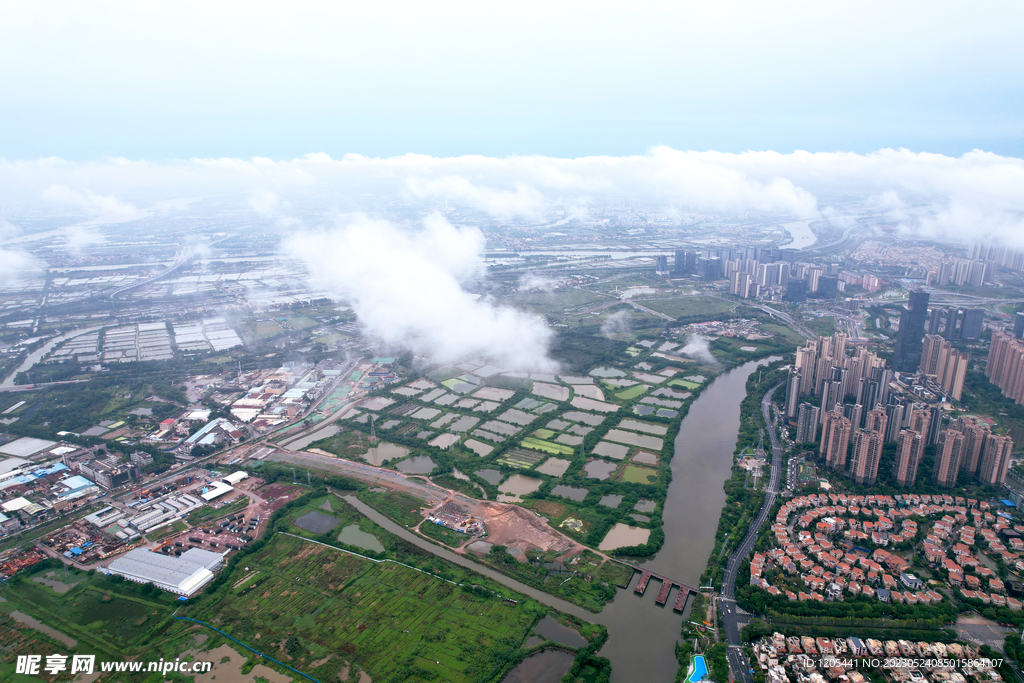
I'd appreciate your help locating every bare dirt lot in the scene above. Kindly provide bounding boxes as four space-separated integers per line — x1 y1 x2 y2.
465 500 580 556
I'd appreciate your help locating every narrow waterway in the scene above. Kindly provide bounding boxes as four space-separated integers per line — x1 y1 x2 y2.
344 358 773 682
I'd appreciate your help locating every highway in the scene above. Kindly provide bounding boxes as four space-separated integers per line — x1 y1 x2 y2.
752 304 816 341
719 381 785 683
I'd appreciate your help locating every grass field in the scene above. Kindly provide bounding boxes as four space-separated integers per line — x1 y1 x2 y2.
760 322 805 347
805 315 837 337
519 437 574 455
639 296 735 320
532 428 556 439
614 384 649 400
186 496 248 525
286 316 318 329
255 320 284 338
505 288 607 314
191 529 542 682
420 520 468 548
668 379 700 390
147 519 188 541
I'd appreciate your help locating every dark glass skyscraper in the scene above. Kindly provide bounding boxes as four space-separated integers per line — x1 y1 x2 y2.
893 290 930 372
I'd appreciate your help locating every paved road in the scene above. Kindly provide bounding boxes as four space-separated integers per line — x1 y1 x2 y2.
954 615 1013 651
753 304 816 341
720 381 784 683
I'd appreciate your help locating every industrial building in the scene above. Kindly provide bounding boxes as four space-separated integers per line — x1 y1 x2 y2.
201 480 234 501
107 547 224 596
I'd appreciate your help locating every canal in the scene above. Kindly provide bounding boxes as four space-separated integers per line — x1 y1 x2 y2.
344 357 775 682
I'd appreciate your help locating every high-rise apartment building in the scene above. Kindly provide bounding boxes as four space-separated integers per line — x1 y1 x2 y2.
863 405 888 436
849 428 884 485
978 434 1013 487
907 408 931 439
821 409 852 471
884 401 906 443
956 416 990 475
893 429 923 487
785 368 801 420
934 429 964 488
729 270 754 298
920 334 970 400
986 331 1024 406
795 342 817 395
796 403 819 443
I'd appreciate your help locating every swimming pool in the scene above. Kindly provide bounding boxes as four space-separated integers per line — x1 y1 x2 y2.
687 654 709 682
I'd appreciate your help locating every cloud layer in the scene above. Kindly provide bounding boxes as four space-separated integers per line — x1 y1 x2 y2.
3 147 1024 247
283 214 557 371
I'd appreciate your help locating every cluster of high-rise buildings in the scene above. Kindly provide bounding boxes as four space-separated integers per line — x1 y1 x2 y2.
919 334 969 401
927 257 990 287
925 306 984 341
815 404 1011 490
668 248 843 302
786 326 1013 491
985 327 1024 406
786 332 893 429
664 248 898 302
970 242 1024 275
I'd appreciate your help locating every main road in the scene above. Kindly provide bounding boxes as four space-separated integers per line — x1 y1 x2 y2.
719 381 785 683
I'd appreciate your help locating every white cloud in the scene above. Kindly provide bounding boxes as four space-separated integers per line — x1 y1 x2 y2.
248 189 280 215
283 213 557 371
405 176 545 220
40 184 148 224
63 224 106 252
0 245 41 285
0 147 1022 246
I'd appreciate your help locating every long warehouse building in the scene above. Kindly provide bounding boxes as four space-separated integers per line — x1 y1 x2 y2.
107 547 224 597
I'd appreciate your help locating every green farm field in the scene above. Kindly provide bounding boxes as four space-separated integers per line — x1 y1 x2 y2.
614 384 649 400
190 531 541 682
519 437 574 455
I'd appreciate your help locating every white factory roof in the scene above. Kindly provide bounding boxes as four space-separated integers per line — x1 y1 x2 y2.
200 480 233 501
222 471 248 485
1 496 32 512
179 547 225 569
0 437 58 458
0 457 28 477
107 548 217 596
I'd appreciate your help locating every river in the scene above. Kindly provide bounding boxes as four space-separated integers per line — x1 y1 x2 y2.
0 325 104 389
343 357 774 682
594 356 776 681
782 220 817 250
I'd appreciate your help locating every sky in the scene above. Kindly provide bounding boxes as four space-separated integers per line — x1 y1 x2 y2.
1 1 1023 160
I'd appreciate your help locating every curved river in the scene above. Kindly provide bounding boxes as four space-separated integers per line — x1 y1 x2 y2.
347 357 775 682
